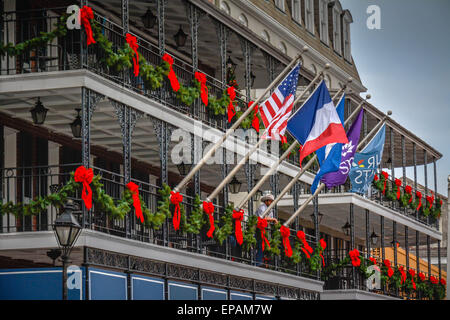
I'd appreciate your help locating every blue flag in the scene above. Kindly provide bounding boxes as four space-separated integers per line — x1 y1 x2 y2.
310 94 346 194
349 124 386 194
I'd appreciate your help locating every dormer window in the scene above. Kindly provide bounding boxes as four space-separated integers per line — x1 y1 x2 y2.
305 0 314 34
332 2 342 55
275 0 285 12
342 10 353 62
319 0 329 45
291 0 301 24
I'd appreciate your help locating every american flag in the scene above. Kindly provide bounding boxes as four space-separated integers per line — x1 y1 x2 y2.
260 64 300 140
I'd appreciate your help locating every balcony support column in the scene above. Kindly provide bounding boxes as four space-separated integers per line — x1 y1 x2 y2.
393 221 397 267
381 216 385 261
424 150 428 224
244 161 255 216
239 37 255 101
427 235 431 276
389 127 395 192
405 226 409 271
82 88 104 227
416 231 420 273
401 135 406 185
157 0 165 55
293 181 300 275
438 240 442 280
433 157 439 229
121 0 129 34
413 143 418 219
365 209 370 259
350 203 356 288
270 172 279 219
187 3 199 71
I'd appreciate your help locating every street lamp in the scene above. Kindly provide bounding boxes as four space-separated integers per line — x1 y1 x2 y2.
228 176 242 194
70 108 82 138
30 97 48 125
226 56 237 73
53 199 82 300
177 161 192 176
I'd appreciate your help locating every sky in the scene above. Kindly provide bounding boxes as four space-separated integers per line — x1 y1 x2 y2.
340 0 450 195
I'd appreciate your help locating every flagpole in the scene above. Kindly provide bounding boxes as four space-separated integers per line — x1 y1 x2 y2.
204 64 329 203
172 49 307 194
283 110 392 227
234 79 352 211
260 94 372 219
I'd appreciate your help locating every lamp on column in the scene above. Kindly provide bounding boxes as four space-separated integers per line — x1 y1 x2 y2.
141 8 157 29
226 56 237 73
228 176 242 194
250 71 256 87
177 161 192 176
370 229 379 246
70 108 82 138
310 212 324 224
173 25 188 48
30 97 48 125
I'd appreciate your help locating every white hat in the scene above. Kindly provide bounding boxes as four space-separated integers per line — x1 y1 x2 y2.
261 190 274 202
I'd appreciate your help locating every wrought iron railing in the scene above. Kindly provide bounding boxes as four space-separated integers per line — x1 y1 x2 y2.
0 164 319 280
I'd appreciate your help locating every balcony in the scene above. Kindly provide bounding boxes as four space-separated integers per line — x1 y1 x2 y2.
0 164 322 284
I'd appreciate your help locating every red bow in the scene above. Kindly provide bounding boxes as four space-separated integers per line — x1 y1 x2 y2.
280 135 287 145
395 179 402 200
405 185 413 203
257 217 270 251
126 182 143 223
162 53 180 92
374 174 379 182
80 6 96 46
227 86 236 123
203 201 215 238
249 101 260 133
280 226 293 257
125 33 139 77
195 72 208 106
232 209 244 245
349 249 361 267
398 266 407 284
296 230 313 258
74 166 94 210
381 171 389 195
430 276 439 284
384 259 394 278
170 191 183 231
409 269 416 290
319 238 327 266
369 257 377 265
418 272 426 281
416 191 422 211
427 191 434 210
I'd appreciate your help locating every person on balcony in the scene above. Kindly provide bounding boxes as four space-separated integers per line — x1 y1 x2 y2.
255 191 278 266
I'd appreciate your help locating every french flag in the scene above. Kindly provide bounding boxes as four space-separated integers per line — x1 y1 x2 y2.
286 80 348 166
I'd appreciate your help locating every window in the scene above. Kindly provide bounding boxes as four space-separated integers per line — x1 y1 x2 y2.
291 0 301 24
238 14 248 27
342 10 353 62
220 1 230 15
319 0 329 44
304 0 314 33
332 3 342 55
279 41 287 54
261 30 270 42
275 0 285 11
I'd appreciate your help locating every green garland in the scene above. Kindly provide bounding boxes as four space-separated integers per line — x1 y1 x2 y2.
214 204 234 245
322 253 375 281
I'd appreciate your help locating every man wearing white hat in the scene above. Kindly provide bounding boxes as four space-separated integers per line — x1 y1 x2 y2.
255 191 278 266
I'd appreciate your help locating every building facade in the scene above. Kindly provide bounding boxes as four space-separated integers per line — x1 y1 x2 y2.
0 0 446 300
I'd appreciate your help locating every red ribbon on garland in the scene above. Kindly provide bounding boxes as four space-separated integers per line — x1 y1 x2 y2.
319 239 327 266
405 185 413 203
162 53 180 92
195 72 208 107
398 265 407 284
381 171 389 195
427 191 434 210
395 178 402 200
416 191 422 211
280 135 287 145
384 260 394 278
349 249 361 267
280 226 293 257
232 209 244 245
256 217 270 252
74 166 93 210
170 191 183 231
409 269 416 290
249 101 260 133
296 230 313 258
203 201 215 238
125 33 139 77
126 182 143 223
227 86 236 123
80 6 96 46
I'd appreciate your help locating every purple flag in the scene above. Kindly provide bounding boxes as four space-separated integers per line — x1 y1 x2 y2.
321 108 364 189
